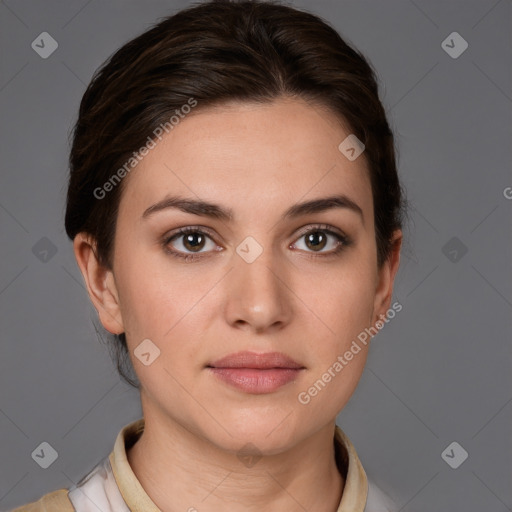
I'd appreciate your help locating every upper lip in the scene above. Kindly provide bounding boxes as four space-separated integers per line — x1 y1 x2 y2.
207 351 304 369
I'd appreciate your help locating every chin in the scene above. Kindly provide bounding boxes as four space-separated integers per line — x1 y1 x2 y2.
203 408 305 455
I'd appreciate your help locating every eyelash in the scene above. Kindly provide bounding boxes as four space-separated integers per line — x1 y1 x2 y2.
162 224 352 262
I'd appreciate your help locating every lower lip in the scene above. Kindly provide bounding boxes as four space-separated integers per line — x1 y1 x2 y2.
208 368 303 394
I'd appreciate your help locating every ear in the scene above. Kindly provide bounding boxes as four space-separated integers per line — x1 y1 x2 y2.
73 232 125 334
372 229 402 323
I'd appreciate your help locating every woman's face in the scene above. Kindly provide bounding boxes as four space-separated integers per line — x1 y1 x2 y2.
89 97 400 453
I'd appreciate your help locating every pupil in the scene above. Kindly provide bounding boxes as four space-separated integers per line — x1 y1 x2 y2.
307 232 326 251
185 233 204 251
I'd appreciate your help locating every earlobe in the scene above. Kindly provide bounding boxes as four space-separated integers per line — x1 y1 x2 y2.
372 230 402 323
73 233 125 334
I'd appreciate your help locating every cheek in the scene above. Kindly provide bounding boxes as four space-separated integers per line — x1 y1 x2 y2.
295 268 375 413
334 284 375 343
114 248 200 339
300 260 377 356
115 265 206 388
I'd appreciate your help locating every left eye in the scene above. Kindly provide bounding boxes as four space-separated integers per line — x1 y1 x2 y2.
291 229 346 253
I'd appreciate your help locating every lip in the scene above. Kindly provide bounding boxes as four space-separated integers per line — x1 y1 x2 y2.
207 351 305 394
209 351 303 370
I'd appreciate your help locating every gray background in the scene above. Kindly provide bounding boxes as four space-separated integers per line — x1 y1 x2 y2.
1 0 511 510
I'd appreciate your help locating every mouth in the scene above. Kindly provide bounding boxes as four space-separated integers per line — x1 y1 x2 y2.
206 351 305 394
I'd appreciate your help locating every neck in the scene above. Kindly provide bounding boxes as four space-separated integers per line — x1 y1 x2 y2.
127 410 345 512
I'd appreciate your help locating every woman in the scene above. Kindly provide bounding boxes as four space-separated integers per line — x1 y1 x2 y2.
13 0 404 510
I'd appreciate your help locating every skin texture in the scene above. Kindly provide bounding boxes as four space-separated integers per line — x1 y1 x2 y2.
74 96 402 512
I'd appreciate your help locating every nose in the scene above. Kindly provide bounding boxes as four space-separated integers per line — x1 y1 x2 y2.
223 245 293 334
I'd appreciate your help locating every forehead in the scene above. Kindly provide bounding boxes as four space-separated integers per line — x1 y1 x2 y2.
119 97 373 223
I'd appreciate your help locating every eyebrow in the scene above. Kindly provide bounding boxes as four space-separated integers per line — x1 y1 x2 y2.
142 194 364 223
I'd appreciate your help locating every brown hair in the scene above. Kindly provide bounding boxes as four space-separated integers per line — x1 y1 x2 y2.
65 0 406 388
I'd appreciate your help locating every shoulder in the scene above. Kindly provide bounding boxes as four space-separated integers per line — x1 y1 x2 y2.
9 488 74 512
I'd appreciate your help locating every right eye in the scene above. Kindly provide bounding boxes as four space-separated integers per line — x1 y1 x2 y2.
163 226 221 261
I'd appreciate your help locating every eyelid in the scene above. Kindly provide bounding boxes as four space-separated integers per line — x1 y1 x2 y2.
292 223 348 240
163 225 218 242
